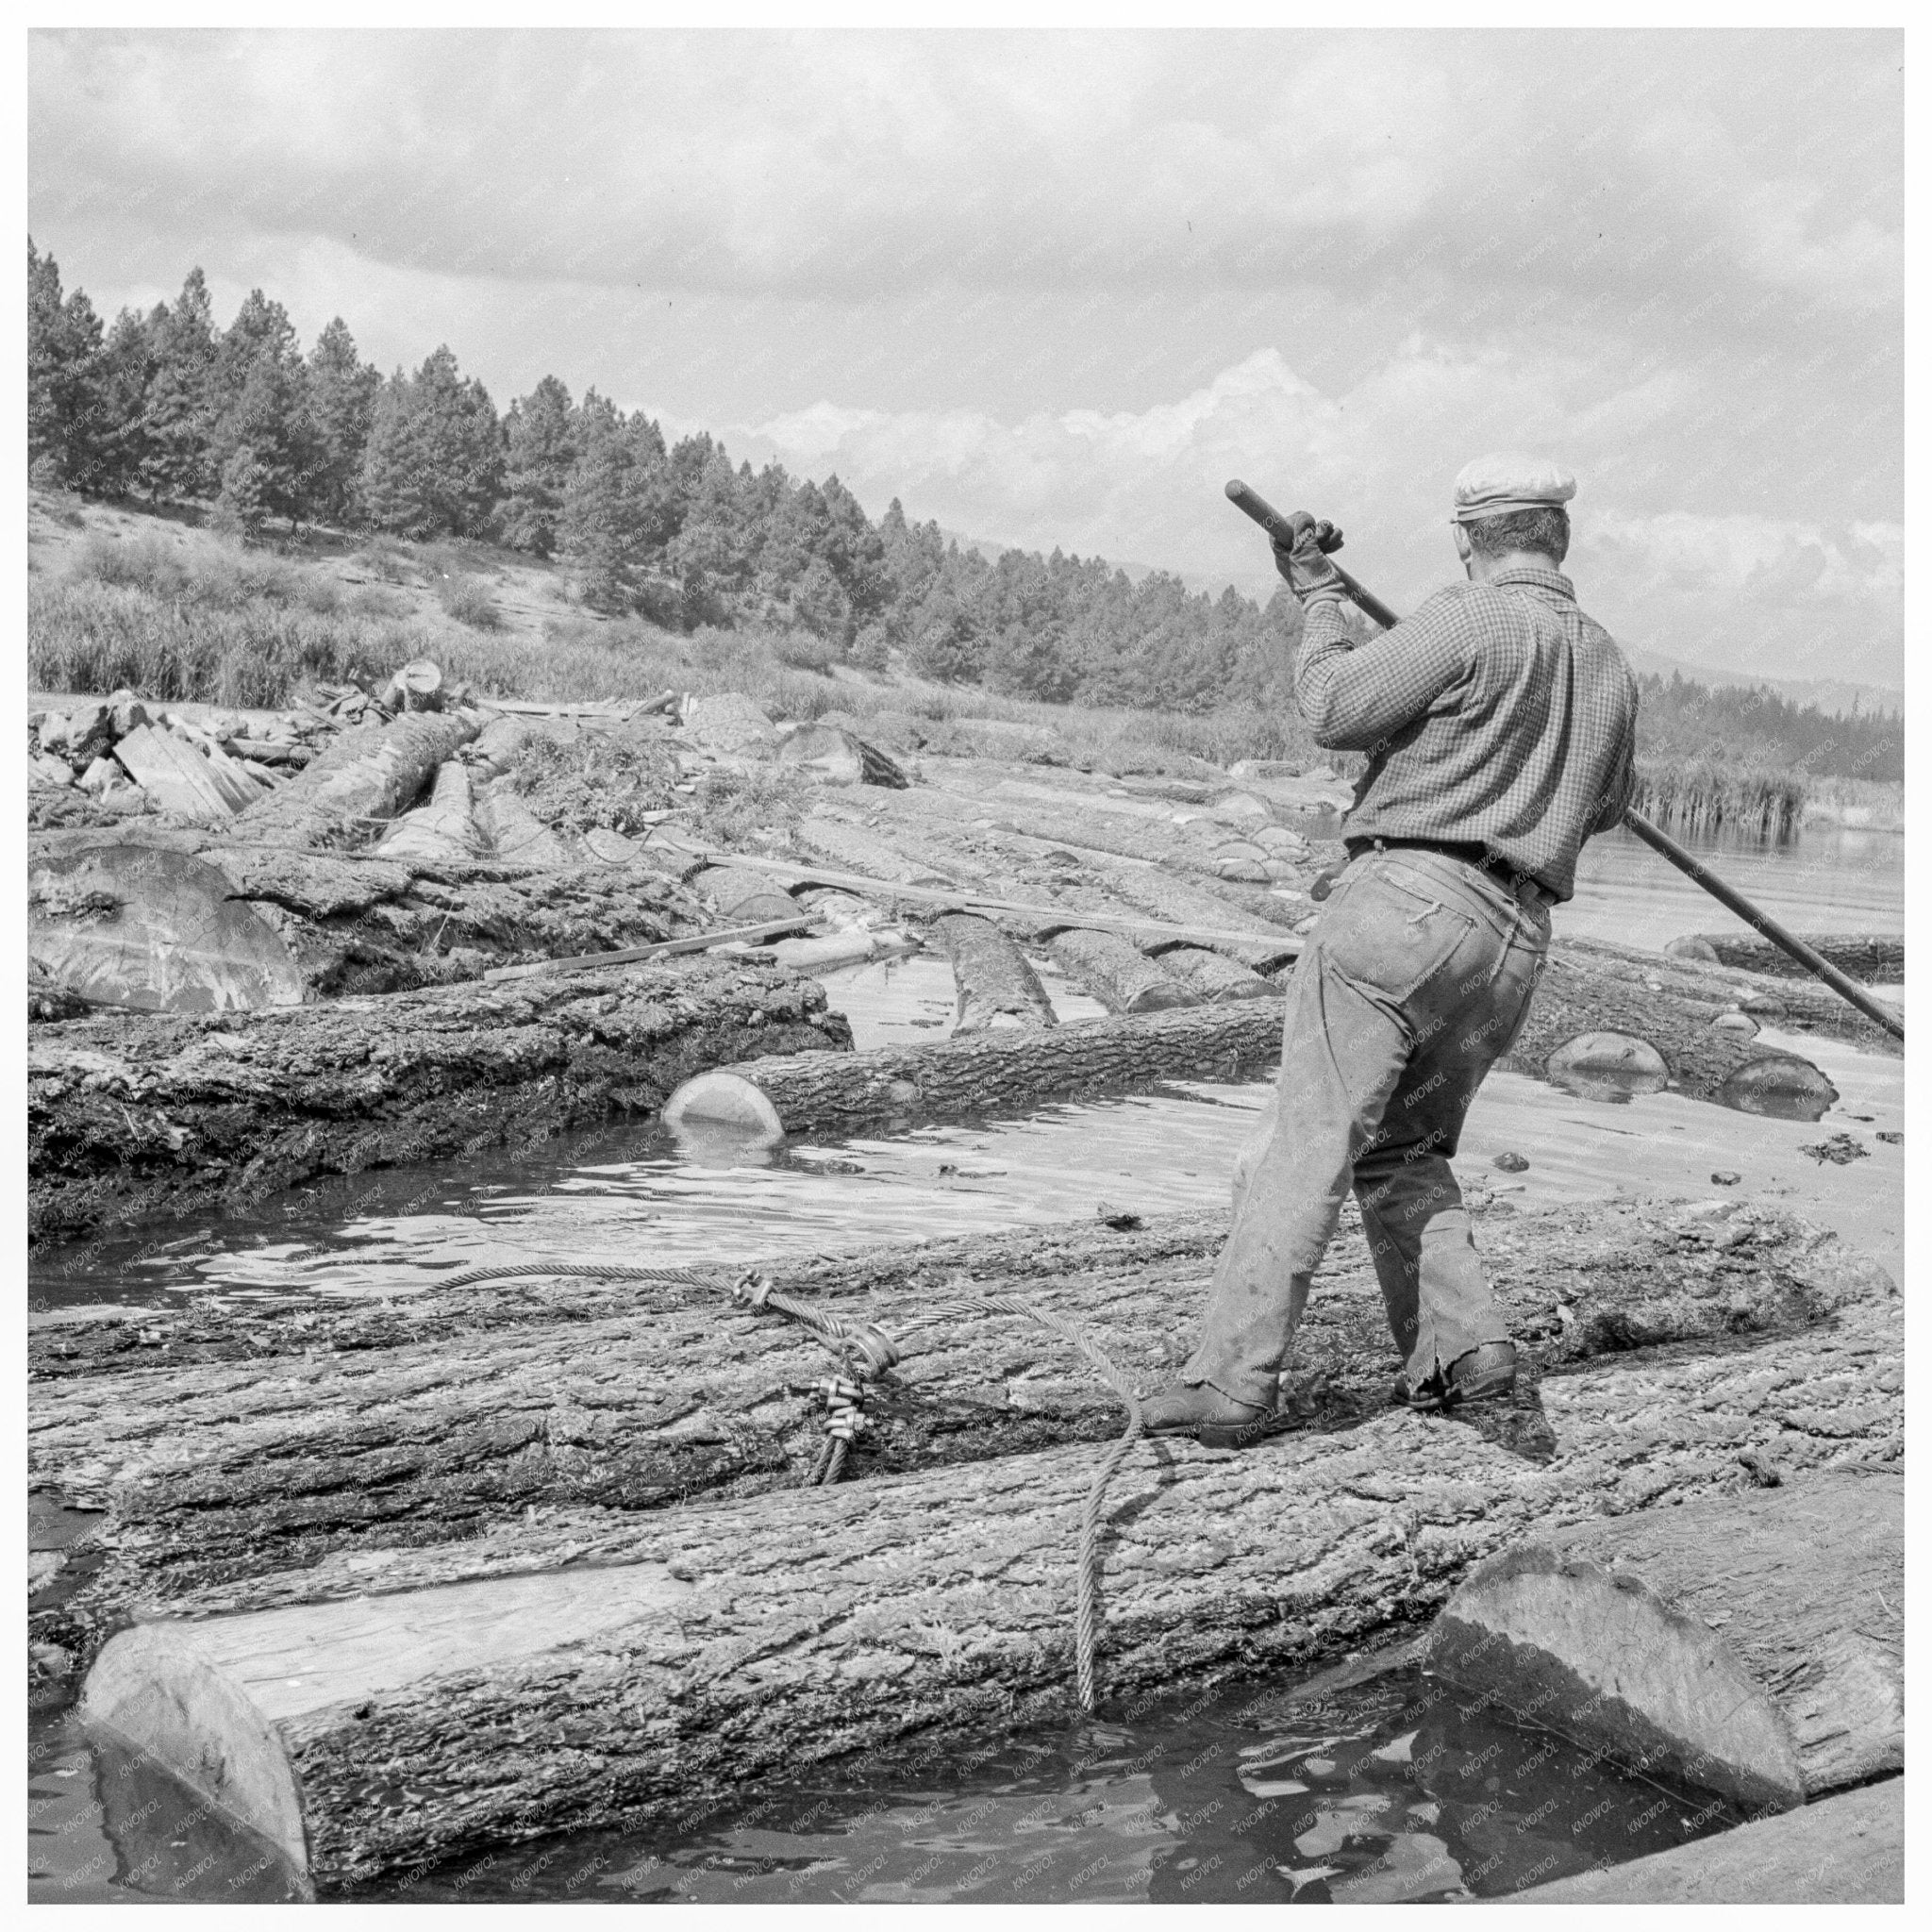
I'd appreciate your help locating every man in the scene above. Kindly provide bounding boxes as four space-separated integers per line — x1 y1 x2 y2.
1141 453 1640 1445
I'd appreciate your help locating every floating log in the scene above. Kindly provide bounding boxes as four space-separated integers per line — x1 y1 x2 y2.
1095 868 1303 966
663 1000 1281 1138
1675 931 1903 986
27 958 851 1248
31 1199 1893 1675
931 911 1058 1031
1514 1777 1903 1904
1508 941 1849 1111
1156 944 1278 1003
792 815 957 885
236 710 481 850
1050 927 1198 1014
1429 1468 1902 1807
73 1245 1899 1893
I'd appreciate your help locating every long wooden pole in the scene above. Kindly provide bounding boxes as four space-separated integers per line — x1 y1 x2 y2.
1224 479 1905 1042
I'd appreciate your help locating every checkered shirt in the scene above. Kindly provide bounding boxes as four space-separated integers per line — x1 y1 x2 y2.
1295 566 1640 903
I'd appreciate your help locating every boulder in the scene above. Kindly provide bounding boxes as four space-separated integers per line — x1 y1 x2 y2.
777 722 909 789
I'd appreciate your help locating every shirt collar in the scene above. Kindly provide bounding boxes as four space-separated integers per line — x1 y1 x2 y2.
1488 566 1576 600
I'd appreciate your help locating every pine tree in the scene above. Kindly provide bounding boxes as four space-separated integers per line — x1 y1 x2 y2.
139 269 219 503
558 391 671 612
210 444 269 541
92 308 158 499
26 240 111 489
304 319 380 525
357 346 504 540
204 290 315 527
497 375 575 555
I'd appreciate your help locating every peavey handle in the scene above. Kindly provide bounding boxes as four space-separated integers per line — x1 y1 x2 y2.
1224 480 1400 627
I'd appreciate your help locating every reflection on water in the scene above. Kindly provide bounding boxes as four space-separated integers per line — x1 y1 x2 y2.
1566 821 1902 954
363 1662 1744 1906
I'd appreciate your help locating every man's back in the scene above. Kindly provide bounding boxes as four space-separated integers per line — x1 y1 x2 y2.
1294 563 1639 901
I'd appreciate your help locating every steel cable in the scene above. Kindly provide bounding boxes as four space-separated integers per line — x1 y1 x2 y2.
431 1259 1144 1709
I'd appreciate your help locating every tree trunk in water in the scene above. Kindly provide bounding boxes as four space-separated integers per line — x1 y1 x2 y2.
1429 1468 1902 1806
27 959 852 1247
1508 941 1859 1110
1051 927 1198 1014
663 1000 1282 1137
1681 931 1903 986
74 1251 1899 1893
30 1198 1891 1674
1155 945 1278 1002
931 912 1058 1031
237 711 482 850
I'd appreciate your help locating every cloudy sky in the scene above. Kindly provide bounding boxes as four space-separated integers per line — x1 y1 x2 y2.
29 29 1903 689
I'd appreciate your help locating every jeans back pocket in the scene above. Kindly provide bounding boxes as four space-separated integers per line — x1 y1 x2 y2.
1317 861 1481 1005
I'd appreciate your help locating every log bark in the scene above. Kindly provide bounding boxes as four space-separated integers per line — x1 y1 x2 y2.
236 711 481 850
1050 927 1197 1014
75 1258 1899 1893
1509 940 1859 1109
663 1000 1283 1137
30 1198 1892 1672
1428 1468 1902 1807
1155 945 1278 1003
374 760 484 864
1681 931 1903 986
475 786 574 866
930 912 1058 1031
1514 1779 1903 1905
690 864 807 925
28 826 708 1007
27 959 852 1247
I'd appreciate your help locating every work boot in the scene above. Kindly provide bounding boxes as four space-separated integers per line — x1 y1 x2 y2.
1140 1382 1290 1450
1392 1341 1518 1414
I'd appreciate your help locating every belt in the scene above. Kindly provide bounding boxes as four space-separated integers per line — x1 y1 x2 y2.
1348 836 1549 902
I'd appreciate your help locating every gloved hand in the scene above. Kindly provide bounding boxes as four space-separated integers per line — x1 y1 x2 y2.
1272 517 1345 604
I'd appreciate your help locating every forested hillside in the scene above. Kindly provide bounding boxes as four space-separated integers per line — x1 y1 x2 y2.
26 242 1302 718
25 241 1901 779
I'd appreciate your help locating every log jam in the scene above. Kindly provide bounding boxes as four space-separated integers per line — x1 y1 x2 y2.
68 1205 1898 1893
27 959 851 1247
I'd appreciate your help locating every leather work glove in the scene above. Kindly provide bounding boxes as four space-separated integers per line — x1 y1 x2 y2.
1272 517 1345 605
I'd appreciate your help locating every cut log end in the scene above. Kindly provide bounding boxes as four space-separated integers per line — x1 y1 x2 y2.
1427 1550 1806 1811
83 1624 312 1887
661 1070 786 1141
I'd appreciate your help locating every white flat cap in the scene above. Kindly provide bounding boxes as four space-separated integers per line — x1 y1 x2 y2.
1451 452 1576 523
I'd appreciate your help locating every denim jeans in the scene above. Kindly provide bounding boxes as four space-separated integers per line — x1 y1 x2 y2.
1180 846 1551 1408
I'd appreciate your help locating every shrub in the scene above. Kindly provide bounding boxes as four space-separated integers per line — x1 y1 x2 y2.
438 575 503 630
68 531 191 600
348 584 408 619
690 764 808 849
298 575 343 616
773 629 839 674
503 731 680 836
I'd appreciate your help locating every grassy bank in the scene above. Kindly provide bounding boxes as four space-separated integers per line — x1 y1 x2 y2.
26 503 1334 775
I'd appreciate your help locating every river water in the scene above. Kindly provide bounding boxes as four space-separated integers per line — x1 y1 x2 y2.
28 818 1903 1902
